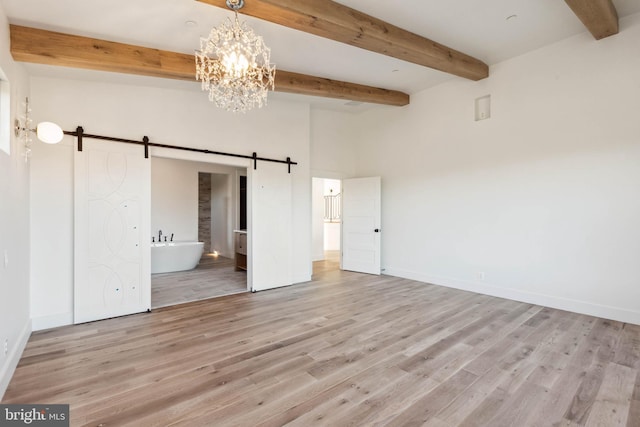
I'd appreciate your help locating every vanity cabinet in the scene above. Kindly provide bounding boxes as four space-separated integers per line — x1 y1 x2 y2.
234 230 247 271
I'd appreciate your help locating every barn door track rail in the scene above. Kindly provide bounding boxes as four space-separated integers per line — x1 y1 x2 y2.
64 126 297 173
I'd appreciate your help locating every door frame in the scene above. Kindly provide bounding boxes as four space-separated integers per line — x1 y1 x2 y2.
236 169 250 292
311 177 343 263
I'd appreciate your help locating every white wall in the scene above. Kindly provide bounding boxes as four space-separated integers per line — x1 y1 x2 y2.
323 179 341 196
29 76 312 329
210 173 230 257
310 108 355 263
151 157 238 258
310 109 357 179
353 13 640 324
152 157 199 243
30 141 74 330
0 4 32 400
324 223 340 251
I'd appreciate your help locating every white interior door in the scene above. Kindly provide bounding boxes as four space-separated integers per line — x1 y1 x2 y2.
250 162 293 291
342 177 381 275
74 139 151 323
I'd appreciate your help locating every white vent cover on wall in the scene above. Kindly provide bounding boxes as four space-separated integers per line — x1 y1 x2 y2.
474 94 491 121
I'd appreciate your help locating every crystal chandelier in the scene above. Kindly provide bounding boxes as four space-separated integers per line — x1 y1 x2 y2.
195 0 276 113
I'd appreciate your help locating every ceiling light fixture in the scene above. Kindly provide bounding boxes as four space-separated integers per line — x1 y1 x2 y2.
14 97 63 161
195 0 276 113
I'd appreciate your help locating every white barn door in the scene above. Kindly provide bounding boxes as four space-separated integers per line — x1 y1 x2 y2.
250 162 293 291
342 177 381 275
74 139 151 324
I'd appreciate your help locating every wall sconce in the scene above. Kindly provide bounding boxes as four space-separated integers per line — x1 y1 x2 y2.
14 97 63 160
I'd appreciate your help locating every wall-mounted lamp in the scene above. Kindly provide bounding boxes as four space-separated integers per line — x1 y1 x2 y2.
14 97 63 160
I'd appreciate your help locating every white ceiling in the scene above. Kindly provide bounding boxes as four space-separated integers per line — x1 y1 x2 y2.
2 0 640 112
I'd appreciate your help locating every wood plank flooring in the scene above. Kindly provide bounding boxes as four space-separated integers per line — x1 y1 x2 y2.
152 254 247 308
3 257 640 426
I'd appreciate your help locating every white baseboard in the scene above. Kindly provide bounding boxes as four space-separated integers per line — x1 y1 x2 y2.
31 312 73 331
0 319 31 401
384 267 640 326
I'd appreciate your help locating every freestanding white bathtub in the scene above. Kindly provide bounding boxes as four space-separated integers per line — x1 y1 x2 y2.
151 241 204 274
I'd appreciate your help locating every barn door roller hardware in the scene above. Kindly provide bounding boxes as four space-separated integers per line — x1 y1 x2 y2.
65 126 297 173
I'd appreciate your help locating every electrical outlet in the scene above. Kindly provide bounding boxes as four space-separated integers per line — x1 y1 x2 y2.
3 339 7 356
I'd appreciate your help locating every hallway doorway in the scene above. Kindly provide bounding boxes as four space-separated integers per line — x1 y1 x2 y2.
312 177 341 276
312 250 340 278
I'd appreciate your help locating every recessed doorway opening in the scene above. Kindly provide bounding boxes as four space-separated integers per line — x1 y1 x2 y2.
150 157 248 308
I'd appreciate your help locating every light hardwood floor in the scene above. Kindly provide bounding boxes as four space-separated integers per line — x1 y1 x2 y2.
152 254 247 309
3 259 639 426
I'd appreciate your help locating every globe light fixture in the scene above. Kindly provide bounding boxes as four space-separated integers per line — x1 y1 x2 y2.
14 97 64 160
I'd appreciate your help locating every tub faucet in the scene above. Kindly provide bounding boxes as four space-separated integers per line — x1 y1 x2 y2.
170 233 174 242
158 230 162 241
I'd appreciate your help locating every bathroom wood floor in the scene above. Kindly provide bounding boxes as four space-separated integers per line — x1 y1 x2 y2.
3 257 639 426
151 254 247 308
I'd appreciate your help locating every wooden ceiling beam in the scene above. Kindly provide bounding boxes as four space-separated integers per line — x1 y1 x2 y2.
197 0 489 81
564 0 619 40
9 25 409 106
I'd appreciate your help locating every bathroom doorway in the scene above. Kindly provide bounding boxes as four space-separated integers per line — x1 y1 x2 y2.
150 157 248 308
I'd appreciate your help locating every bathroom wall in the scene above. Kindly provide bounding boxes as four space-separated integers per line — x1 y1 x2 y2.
210 173 231 257
198 173 212 253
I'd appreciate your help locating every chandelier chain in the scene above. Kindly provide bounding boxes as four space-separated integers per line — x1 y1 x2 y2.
226 0 244 11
